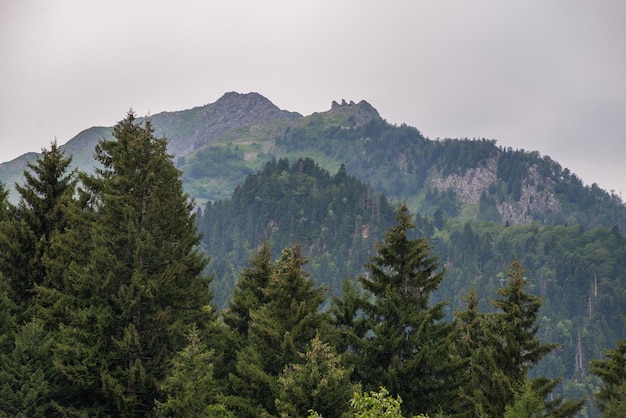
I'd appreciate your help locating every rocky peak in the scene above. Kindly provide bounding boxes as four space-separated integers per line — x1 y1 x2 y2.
151 92 301 157
323 99 380 126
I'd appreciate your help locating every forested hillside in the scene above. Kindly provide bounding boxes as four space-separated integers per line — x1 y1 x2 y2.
1 94 626 416
0 121 597 415
199 157 398 307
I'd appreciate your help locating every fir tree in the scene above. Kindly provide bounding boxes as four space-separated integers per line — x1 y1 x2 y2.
154 324 230 417
486 262 584 417
276 335 356 418
0 319 54 417
222 241 274 338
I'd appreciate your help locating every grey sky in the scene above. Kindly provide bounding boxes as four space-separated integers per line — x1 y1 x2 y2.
2 0 625 196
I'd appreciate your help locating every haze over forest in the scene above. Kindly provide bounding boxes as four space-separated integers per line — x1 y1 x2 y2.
1 92 625 416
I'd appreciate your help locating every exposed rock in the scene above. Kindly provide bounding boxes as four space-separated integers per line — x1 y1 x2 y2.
429 157 498 204
497 165 561 225
321 99 381 126
429 158 562 224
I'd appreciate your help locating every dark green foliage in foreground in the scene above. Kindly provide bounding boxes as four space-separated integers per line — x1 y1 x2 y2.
0 114 606 417
63 111 213 415
0 112 214 416
335 205 461 416
225 245 332 417
0 141 77 313
590 338 626 416
455 263 584 417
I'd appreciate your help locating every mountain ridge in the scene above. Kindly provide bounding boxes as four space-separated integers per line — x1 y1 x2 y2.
1 91 623 233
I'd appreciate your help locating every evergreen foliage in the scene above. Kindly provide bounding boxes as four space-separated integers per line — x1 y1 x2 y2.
338 205 461 416
276 335 355 418
590 339 626 415
0 108 620 417
455 263 584 417
0 140 77 311
200 157 396 308
154 324 226 417
225 244 330 417
51 111 214 415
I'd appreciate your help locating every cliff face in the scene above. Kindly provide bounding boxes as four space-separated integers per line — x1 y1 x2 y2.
429 157 561 224
429 158 498 205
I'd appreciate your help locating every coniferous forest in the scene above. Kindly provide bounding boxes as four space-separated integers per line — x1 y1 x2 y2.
1 112 626 417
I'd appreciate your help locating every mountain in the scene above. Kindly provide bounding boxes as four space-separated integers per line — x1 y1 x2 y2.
1 91 624 231
2 92 625 414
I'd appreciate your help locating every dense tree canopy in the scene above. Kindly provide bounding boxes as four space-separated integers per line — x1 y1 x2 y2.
0 112 615 417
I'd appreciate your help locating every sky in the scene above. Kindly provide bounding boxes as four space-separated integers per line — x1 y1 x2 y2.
1 0 625 196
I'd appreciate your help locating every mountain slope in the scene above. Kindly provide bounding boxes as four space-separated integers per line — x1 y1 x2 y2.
1 91 624 232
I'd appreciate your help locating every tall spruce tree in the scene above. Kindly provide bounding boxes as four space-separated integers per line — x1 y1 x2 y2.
344 204 461 416
0 182 16 355
0 141 76 312
222 241 274 338
276 335 355 418
53 111 214 416
454 288 505 418
0 144 81 415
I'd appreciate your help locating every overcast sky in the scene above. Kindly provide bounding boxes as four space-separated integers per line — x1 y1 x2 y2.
2 0 625 196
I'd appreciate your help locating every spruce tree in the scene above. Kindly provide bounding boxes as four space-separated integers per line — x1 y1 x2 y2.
454 288 505 418
53 111 214 415
0 143 83 415
0 183 16 355
276 335 355 418
346 204 461 416
226 245 328 417
0 319 54 417
0 141 76 311
222 241 274 338
485 261 584 417
154 325 229 417
590 339 626 416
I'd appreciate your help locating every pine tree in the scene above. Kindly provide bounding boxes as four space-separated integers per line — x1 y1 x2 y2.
590 339 626 416
346 204 461 416
53 111 214 415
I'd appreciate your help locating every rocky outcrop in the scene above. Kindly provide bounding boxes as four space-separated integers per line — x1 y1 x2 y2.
429 157 498 204
497 165 561 225
429 157 561 224
319 99 381 126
